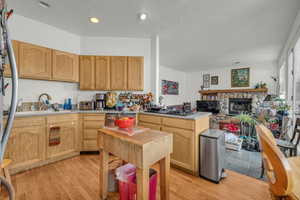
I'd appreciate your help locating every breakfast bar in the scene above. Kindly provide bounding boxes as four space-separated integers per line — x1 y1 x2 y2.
98 127 173 200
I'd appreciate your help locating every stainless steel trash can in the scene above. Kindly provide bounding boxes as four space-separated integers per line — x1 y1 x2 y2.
200 129 226 183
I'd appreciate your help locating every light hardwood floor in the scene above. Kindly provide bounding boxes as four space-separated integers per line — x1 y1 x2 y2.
6 155 271 200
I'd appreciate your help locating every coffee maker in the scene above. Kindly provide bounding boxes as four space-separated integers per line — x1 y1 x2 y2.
95 93 106 110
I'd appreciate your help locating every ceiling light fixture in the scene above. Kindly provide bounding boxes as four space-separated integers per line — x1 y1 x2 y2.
138 12 148 21
38 1 50 8
90 17 100 23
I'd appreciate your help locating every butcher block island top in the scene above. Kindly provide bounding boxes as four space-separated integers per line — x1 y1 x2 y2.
98 127 173 200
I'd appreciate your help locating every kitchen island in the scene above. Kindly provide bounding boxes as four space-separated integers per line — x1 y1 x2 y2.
138 111 211 175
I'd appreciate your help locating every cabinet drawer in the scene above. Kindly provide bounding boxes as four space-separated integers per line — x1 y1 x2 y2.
47 114 78 124
138 122 161 131
139 114 162 125
83 114 105 121
162 117 194 130
84 129 98 139
12 117 45 128
84 120 104 129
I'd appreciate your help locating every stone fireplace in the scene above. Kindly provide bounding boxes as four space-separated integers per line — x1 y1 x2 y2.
228 98 252 115
199 88 268 115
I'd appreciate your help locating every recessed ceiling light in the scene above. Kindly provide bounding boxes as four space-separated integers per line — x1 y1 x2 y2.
233 61 241 65
90 17 100 23
38 1 50 8
138 12 148 21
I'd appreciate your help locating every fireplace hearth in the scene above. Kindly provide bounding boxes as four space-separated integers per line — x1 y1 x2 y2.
229 98 252 115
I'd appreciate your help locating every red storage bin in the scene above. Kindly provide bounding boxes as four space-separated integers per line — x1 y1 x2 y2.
116 164 158 200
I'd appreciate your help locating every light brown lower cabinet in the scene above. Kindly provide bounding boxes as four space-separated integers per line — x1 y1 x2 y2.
46 114 78 159
4 117 46 174
161 126 194 171
138 113 210 175
82 114 105 151
4 114 80 174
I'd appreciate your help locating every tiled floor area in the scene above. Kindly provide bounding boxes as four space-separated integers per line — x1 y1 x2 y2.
224 149 265 180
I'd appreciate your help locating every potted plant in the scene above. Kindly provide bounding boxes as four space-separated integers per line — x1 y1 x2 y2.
273 98 290 116
234 113 259 151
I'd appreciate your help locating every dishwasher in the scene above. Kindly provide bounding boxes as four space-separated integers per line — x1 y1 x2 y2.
200 129 226 183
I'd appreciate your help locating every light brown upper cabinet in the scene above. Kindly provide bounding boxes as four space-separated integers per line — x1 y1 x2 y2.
110 56 127 90
19 41 52 80
52 50 79 82
127 56 144 91
95 56 110 90
79 56 95 90
4 40 19 77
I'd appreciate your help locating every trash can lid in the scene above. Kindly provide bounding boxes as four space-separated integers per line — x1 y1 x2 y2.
201 129 225 139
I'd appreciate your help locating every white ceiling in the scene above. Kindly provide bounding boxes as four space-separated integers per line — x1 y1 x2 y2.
8 0 300 71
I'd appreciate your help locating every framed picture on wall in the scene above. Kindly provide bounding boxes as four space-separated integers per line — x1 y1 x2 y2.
231 68 250 87
211 76 219 85
203 74 210 88
162 80 179 95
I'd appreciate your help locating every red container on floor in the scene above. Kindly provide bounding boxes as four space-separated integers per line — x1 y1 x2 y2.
117 164 158 200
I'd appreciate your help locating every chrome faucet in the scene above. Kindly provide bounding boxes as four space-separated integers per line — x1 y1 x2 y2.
38 93 52 111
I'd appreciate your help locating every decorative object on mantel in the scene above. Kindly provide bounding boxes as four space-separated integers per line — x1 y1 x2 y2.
203 74 210 88
162 80 179 95
211 76 219 85
231 68 250 87
254 81 267 89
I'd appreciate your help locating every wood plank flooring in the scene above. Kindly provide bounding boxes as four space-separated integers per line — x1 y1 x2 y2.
6 155 271 200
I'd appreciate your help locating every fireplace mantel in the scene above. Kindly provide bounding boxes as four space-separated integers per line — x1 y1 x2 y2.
199 88 267 95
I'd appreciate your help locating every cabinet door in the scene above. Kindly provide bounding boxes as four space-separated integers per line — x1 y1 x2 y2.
4 40 19 77
95 56 110 90
4 126 46 170
19 42 52 80
161 126 194 171
79 56 95 90
46 121 77 159
110 56 127 90
127 56 144 91
52 50 79 82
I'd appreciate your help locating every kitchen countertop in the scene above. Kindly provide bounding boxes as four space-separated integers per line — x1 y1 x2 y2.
13 110 138 117
140 111 211 120
12 110 211 119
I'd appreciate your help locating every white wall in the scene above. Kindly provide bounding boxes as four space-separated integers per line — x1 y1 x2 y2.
159 66 187 106
4 14 154 107
186 63 278 108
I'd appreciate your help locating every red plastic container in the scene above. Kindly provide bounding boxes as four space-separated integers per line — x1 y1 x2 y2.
115 117 135 129
117 164 157 200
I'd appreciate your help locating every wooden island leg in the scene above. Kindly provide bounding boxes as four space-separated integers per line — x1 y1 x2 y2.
160 155 170 200
136 167 149 200
99 150 109 200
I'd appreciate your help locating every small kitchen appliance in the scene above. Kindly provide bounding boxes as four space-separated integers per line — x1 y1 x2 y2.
95 93 106 110
200 129 226 183
79 101 94 110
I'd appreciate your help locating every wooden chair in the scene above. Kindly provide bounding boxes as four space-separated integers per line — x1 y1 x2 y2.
276 118 300 157
256 125 300 200
0 159 15 200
